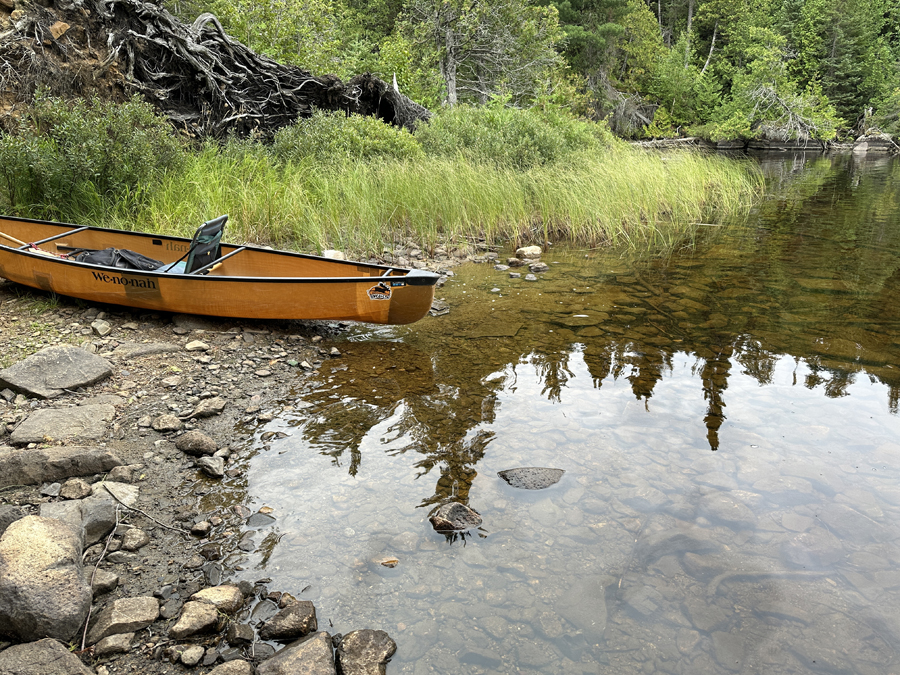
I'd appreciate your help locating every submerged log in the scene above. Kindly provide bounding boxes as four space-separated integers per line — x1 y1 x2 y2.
0 0 431 137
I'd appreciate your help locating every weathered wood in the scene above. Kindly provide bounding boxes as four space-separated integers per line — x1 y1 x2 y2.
0 0 431 137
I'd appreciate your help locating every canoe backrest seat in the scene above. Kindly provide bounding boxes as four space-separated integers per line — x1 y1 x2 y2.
185 215 227 274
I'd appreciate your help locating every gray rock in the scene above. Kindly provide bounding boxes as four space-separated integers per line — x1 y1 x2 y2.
59 478 93 500
497 467 565 490
121 528 150 551
524 274 538 281
10 404 116 445
91 569 120 597
516 245 542 259
782 527 845 568
189 397 227 419
0 345 113 399
41 481 138 547
0 638 94 674
258 600 317 640
175 430 218 456
191 585 244 614
106 551 140 565
697 492 756 530
209 661 254 675
109 342 180 361
0 505 24 537
152 414 184 432
429 502 482 532
555 577 607 643
106 465 136 483
91 320 112 337
180 644 206 666
529 262 550 273
227 623 254 645
0 445 121 487
712 631 745 671
169 601 222 639
0 516 91 642
41 482 62 497
87 596 160 644
634 526 718 564
94 632 134 656
257 632 335 675
197 456 226 478
336 629 397 675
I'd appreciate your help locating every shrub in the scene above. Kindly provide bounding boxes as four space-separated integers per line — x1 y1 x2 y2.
270 110 424 164
0 92 184 220
413 102 615 170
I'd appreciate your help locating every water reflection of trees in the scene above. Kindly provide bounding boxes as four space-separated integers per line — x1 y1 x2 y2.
295 153 900 502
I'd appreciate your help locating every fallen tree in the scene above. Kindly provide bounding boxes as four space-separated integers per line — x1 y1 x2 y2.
0 0 431 137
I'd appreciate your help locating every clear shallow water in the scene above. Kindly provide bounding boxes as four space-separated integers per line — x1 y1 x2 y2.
230 152 900 673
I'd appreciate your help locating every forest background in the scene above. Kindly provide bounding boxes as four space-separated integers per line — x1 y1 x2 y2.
165 0 900 142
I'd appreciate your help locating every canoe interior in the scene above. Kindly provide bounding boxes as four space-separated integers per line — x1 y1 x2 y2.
0 215 438 324
0 215 394 279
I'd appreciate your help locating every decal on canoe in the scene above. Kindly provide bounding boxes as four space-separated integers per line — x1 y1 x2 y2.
367 282 392 301
390 281 406 287
91 271 158 290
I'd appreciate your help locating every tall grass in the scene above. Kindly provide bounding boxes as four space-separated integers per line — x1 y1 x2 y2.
115 144 760 255
1 96 761 255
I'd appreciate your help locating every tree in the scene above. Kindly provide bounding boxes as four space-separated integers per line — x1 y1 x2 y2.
402 0 564 106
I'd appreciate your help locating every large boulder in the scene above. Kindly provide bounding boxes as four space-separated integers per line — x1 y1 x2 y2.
0 345 113 399
0 516 91 642
0 445 122 487
336 629 397 675
9 404 116 446
0 638 94 675
257 632 335 675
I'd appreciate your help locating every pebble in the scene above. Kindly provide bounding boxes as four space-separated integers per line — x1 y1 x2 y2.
185 340 210 352
525 274 538 281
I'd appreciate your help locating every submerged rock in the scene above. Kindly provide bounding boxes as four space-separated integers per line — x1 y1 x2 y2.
498 467 565 490
429 502 482 532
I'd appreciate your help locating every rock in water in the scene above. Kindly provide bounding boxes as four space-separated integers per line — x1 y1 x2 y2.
429 503 482 532
257 632 335 675
336 629 397 675
0 516 91 642
498 467 565 490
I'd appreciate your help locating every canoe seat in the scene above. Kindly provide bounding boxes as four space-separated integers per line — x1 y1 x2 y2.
161 215 227 274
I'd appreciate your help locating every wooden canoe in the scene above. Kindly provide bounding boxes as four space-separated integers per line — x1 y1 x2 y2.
0 215 440 324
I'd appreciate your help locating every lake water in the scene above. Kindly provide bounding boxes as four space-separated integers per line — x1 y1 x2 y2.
228 152 900 673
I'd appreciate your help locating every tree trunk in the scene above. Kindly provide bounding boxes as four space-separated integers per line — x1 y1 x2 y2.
444 27 458 106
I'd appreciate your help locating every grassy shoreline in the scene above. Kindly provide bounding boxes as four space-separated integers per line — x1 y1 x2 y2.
102 146 761 257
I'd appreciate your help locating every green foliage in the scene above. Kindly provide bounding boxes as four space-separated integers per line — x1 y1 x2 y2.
873 88 900 135
270 109 424 164
413 102 615 170
205 0 342 74
0 92 184 220
647 34 719 129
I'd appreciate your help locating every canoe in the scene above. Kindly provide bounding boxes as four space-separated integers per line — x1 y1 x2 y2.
0 214 440 324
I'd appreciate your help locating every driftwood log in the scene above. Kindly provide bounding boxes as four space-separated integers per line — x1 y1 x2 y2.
0 0 431 137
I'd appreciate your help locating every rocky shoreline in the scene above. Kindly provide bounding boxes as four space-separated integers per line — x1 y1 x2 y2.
0 239 559 674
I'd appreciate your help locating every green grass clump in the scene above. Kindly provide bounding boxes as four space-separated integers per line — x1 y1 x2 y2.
0 91 184 221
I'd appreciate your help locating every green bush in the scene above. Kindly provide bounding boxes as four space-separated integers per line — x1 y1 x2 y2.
270 109 424 164
413 103 615 170
0 92 184 220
